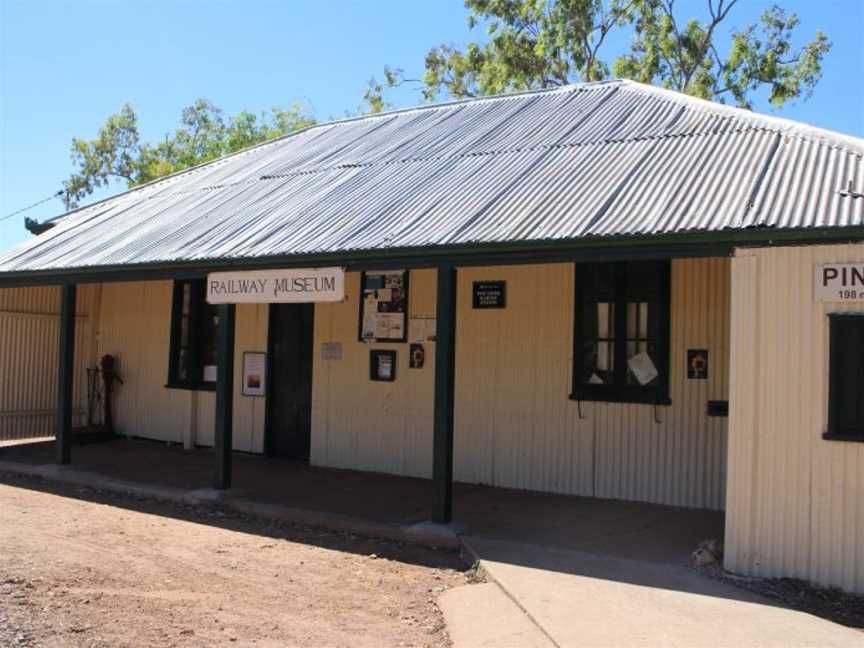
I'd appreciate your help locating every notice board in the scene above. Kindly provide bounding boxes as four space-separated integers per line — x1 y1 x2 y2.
359 270 409 342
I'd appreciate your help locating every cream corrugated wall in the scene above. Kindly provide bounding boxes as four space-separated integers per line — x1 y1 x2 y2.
454 260 729 509
0 285 99 440
311 270 437 478
96 281 267 452
312 260 730 510
726 244 864 594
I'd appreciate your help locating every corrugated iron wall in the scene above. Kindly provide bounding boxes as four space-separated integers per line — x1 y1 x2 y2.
311 270 437 478
726 244 864 594
96 281 266 452
454 260 729 509
0 285 99 440
313 260 729 510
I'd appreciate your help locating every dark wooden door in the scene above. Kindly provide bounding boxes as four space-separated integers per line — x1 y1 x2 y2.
266 303 315 460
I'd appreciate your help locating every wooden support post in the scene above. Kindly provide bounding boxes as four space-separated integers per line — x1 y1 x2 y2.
56 284 76 465
432 265 457 523
214 303 236 490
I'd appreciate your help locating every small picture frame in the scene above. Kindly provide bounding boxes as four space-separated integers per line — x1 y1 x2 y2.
687 349 708 380
409 343 425 369
242 351 267 397
370 349 397 382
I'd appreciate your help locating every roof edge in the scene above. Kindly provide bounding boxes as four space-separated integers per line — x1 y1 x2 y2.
2 225 863 288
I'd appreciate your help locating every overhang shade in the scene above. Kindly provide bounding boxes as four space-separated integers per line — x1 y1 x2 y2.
1 79 863 275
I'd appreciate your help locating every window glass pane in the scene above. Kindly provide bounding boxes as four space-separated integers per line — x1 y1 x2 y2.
200 303 219 383
625 261 664 300
626 298 659 386
597 302 611 338
830 317 864 436
180 284 191 345
177 283 192 381
596 341 614 372
579 271 614 384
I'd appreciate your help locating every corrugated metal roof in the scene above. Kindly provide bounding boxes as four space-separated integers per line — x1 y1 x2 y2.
2 79 863 274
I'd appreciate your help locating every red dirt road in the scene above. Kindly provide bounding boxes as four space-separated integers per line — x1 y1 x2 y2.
0 473 469 647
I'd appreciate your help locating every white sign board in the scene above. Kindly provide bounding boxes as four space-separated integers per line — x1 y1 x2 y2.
206 268 344 304
814 263 864 302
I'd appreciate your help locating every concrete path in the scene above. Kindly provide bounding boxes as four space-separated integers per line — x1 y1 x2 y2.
439 583 555 648
464 537 863 648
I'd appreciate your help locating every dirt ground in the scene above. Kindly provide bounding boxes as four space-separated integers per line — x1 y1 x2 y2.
0 472 471 647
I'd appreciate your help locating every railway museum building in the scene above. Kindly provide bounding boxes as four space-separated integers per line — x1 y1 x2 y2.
1 80 862 593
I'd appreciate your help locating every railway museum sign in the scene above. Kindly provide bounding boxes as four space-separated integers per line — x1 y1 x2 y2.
206 268 345 304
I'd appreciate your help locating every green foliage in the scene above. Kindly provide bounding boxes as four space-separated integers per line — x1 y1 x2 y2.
63 100 316 209
612 1 831 108
366 0 830 111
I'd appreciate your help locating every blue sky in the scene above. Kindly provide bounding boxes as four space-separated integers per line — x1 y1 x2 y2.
1 0 862 251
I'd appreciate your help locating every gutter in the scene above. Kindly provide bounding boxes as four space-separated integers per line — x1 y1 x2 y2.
1 226 863 289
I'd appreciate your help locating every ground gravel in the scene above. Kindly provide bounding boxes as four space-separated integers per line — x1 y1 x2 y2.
0 471 471 647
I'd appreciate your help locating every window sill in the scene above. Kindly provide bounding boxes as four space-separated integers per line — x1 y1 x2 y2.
822 432 864 443
569 392 671 406
164 382 216 392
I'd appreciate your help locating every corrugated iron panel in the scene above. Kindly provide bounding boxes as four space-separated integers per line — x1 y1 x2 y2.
1 80 862 275
453 260 726 509
0 286 98 440
311 270 438 478
592 258 730 509
725 244 864 594
95 281 266 451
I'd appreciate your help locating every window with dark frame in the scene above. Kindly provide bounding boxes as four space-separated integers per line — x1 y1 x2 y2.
572 260 671 405
167 279 220 390
825 313 864 442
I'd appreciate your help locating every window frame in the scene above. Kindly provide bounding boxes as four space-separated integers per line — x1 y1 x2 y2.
824 312 864 443
570 260 672 405
166 279 218 392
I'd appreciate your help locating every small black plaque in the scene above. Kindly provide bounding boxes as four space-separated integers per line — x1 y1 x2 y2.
707 400 728 417
473 281 506 309
370 350 397 382
687 349 708 380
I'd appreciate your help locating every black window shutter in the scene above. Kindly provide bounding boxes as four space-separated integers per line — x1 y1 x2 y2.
827 314 864 440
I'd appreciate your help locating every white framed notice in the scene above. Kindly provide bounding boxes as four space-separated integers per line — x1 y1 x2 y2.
242 352 266 397
358 270 409 342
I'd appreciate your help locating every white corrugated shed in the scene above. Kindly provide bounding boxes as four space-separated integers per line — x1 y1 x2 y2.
0 286 99 440
0 80 862 276
726 243 864 594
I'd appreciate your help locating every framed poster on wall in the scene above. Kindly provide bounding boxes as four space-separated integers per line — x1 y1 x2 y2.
358 270 410 342
242 351 267 396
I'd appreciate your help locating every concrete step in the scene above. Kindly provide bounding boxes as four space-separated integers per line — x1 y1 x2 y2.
438 582 555 648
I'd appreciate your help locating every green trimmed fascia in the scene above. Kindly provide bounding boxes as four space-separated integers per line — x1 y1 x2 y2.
1 226 863 288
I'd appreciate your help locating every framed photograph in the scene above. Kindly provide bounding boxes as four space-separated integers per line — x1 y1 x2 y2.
409 343 425 369
687 349 708 380
242 351 267 396
370 349 397 382
358 270 410 343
